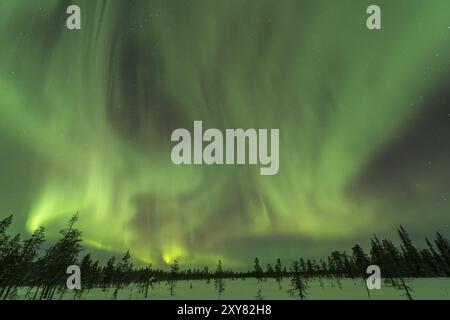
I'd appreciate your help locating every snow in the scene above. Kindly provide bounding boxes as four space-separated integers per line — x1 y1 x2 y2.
14 277 450 300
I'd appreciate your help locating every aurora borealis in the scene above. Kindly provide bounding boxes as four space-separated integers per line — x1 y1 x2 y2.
0 0 450 268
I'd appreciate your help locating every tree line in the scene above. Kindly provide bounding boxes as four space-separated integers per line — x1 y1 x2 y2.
0 214 449 299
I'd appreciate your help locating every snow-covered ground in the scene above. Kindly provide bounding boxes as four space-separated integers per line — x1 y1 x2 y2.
15 277 450 300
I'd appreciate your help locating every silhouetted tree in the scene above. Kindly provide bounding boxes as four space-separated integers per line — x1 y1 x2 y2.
254 257 264 282
288 261 308 300
398 225 424 276
1 215 449 300
167 260 179 296
274 258 283 290
214 260 225 299
399 278 414 300
352 244 371 298
116 250 133 288
0 230 21 299
435 232 450 274
103 256 116 290
37 214 82 300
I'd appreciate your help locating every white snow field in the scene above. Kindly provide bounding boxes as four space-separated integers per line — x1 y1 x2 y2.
14 277 450 300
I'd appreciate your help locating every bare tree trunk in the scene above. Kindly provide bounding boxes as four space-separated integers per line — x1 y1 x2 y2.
2 284 14 300
59 287 66 300
32 286 40 300
362 275 371 299
144 278 149 299
49 285 58 300
399 278 413 300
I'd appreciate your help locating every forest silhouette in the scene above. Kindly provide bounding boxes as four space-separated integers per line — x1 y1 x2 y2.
0 214 449 300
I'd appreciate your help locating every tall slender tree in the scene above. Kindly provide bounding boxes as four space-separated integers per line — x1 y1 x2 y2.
167 260 179 296
254 257 264 282
274 258 283 290
288 261 308 300
214 260 225 299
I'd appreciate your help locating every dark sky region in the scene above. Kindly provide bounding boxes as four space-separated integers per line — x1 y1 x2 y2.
0 0 450 268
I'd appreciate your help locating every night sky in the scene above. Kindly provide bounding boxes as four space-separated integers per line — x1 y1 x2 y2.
0 0 450 268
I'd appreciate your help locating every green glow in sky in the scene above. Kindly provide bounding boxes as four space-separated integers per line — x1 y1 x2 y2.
0 0 450 266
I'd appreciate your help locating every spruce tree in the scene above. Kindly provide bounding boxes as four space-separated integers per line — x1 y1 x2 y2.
254 257 264 282
167 260 179 296
274 258 283 290
38 214 82 300
214 260 225 299
288 261 308 300
435 232 450 273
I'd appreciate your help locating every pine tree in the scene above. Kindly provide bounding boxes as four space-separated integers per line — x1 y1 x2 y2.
2 227 45 299
214 260 225 299
103 256 116 289
420 248 439 277
117 250 133 287
0 215 13 247
425 238 447 276
38 214 82 300
382 239 404 284
0 215 15 296
0 233 21 299
288 261 308 300
352 244 372 298
141 264 154 299
80 254 93 289
398 225 424 276
352 244 370 274
274 258 283 290
304 259 312 277
435 232 450 273
167 260 179 296
254 257 264 282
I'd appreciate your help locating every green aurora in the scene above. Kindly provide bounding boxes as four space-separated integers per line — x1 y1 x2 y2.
0 0 450 267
